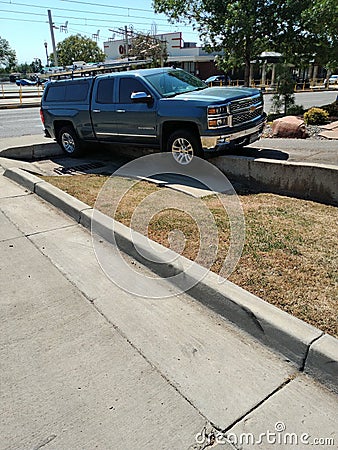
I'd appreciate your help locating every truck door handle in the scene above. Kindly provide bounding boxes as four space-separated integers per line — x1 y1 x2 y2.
116 109 125 113
93 109 101 113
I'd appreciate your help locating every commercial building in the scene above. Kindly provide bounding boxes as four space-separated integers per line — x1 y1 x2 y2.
103 31 220 80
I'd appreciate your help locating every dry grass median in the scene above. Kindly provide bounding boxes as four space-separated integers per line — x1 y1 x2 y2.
42 174 338 337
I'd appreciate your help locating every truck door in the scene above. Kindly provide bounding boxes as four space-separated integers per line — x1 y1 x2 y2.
114 76 158 146
91 77 120 142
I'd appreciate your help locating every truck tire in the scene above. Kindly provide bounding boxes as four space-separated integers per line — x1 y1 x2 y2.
167 129 203 165
58 126 83 157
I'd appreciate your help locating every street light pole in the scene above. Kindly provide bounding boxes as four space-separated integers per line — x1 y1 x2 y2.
44 41 49 67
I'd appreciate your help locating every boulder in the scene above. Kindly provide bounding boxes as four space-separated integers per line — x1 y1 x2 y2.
272 116 309 139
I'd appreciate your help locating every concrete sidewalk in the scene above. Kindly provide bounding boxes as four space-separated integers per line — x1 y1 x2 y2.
1 166 337 449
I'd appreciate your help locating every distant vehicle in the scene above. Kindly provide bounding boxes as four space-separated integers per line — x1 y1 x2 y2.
328 75 338 85
72 60 87 69
15 78 37 86
9 73 21 83
205 75 230 86
41 66 65 74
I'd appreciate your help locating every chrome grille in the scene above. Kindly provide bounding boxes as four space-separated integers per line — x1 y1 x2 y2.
232 107 263 126
230 96 262 113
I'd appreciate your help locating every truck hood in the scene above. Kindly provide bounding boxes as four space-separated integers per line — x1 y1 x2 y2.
171 86 261 103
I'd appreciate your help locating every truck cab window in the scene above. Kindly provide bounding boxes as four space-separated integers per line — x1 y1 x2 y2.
96 79 115 104
119 78 149 104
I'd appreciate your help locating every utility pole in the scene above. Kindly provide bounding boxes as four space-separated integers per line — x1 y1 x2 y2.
124 25 129 60
47 9 58 66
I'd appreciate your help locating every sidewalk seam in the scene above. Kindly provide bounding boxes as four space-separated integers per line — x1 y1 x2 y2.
218 375 296 434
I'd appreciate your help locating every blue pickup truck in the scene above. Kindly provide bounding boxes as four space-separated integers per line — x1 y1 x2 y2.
40 67 266 164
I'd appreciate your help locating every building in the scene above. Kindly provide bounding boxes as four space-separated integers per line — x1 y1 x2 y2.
103 32 221 80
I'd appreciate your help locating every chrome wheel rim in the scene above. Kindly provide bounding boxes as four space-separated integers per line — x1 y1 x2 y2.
61 132 75 154
171 137 194 165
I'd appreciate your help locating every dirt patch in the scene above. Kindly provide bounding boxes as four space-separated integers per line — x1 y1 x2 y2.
42 174 338 337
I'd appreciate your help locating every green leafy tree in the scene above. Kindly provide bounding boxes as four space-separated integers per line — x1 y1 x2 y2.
301 0 338 71
273 0 337 71
50 34 105 66
31 58 43 73
153 0 276 86
153 0 337 85
0 36 17 69
129 32 167 67
271 64 295 114
16 63 31 75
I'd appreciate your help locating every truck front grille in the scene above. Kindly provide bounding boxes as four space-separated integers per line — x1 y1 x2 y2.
230 96 261 113
232 106 263 126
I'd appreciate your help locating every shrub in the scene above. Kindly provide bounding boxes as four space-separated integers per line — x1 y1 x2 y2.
321 99 338 118
287 104 305 116
303 107 329 125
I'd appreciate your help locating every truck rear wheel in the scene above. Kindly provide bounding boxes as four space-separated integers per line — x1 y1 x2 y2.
167 129 203 165
58 126 83 157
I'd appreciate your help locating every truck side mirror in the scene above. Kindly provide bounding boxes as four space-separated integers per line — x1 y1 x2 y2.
131 91 153 104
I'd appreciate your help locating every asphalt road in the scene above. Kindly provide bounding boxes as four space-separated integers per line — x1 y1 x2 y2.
0 107 43 138
0 91 337 139
264 90 337 113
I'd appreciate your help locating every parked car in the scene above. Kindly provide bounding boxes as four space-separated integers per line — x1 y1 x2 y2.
15 78 37 86
9 72 21 83
205 75 230 86
328 75 338 85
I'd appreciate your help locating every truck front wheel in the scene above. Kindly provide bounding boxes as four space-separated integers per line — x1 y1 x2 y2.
58 126 83 157
167 130 203 165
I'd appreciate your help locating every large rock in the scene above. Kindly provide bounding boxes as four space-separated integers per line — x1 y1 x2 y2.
272 116 309 138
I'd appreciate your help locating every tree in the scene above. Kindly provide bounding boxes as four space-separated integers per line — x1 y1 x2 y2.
31 59 43 73
271 65 295 114
0 36 17 69
50 35 105 66
128 32 167 67
271 0 337 71
301 0 338 71
153 0 337 85
153 0 276 86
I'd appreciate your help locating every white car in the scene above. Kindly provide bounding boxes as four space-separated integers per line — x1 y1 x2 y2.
328 74 338 85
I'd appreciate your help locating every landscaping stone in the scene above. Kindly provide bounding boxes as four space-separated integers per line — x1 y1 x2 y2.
272 116 309 139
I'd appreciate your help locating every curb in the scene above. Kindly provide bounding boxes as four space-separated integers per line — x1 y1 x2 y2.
3 166 338 394
0 102 41 109
213 155 338 206
0 142 63 160
1 140 337 206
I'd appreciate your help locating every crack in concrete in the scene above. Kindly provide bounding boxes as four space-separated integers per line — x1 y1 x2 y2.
300 332 325 372
32 434 57 450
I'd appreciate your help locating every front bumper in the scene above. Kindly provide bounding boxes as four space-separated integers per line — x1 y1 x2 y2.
201 119 266 152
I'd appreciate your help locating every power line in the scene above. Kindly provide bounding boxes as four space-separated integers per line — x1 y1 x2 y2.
0 7 169 27
0 8 45 18
0 16 45 24
0 0 171 23
0 15 188 40
60 0 158 14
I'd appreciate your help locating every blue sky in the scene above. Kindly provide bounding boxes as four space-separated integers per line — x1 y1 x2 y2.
0 0 200 64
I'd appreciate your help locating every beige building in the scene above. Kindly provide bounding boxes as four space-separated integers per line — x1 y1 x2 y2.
103 31 220 79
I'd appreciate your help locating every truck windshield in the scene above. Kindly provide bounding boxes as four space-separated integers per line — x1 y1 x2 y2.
144 69 207 97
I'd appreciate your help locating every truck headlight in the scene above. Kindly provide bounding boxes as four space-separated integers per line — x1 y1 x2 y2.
208 117 229 128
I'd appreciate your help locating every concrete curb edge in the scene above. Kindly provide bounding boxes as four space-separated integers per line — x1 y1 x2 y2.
4 166 338 394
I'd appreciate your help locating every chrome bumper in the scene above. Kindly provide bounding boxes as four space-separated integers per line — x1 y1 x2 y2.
201 121 266 151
